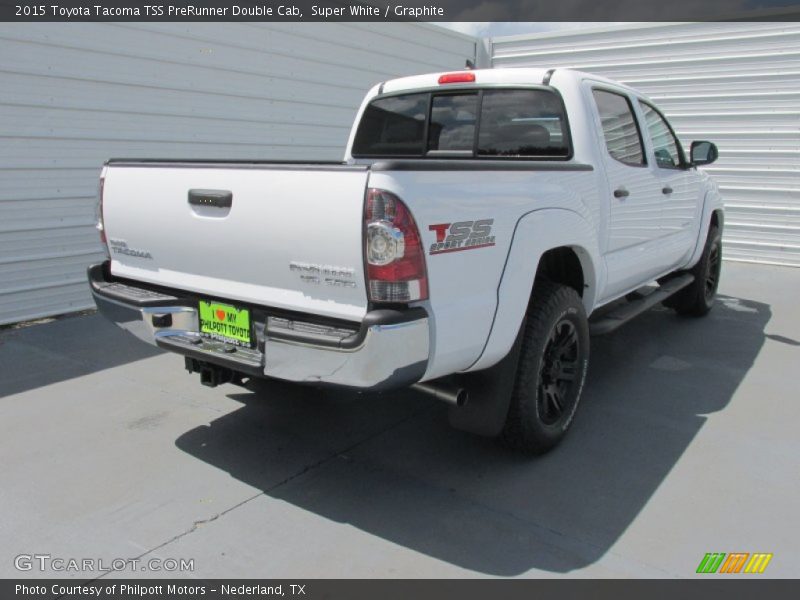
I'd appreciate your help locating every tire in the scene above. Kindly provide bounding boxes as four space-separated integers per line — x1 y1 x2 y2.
501 280 590 454
663 225 722 317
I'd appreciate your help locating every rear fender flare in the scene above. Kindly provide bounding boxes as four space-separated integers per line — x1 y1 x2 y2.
466 208 599 372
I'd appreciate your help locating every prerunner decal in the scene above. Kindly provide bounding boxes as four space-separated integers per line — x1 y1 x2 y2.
428 219 496 255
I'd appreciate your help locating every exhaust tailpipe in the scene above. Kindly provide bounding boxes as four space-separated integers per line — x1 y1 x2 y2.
412 381 469 407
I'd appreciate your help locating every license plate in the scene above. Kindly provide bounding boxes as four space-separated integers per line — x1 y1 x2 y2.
198 300 252 347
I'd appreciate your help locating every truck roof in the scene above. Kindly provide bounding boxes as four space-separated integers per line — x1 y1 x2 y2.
379 67 642 97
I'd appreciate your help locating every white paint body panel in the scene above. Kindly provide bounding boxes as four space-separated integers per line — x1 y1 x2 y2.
104 166 370 321
101 67 722 382
579 78 709 302
366 168 601 379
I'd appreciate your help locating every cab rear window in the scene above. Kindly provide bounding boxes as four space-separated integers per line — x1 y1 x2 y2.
352 88 571 159
352 94 428 157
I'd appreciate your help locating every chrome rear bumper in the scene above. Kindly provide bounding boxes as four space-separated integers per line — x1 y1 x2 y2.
89 263 429 391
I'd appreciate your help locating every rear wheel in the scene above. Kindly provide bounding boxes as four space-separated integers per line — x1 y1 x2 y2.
663 225 722 317
501 280 590 454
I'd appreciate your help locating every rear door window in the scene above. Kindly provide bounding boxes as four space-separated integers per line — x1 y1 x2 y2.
592 89 646 166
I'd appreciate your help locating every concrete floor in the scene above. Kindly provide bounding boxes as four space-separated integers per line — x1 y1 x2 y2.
1 261 797 579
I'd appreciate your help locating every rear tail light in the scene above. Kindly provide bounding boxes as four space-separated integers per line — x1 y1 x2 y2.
96 166 109 257
364 188 428 303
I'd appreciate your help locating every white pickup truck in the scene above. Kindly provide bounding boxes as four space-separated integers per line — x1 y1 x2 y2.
89 68 723 454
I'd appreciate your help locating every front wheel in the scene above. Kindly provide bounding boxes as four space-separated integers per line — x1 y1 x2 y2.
501 280 590 454
663 225 722 317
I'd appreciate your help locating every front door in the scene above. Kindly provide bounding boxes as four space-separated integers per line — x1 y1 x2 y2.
636 100 704 270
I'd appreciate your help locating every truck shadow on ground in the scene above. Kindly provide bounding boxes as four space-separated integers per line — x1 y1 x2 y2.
175 294 769 575
0 313 162 399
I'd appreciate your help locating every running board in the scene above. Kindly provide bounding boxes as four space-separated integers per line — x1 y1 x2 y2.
589 273 695 335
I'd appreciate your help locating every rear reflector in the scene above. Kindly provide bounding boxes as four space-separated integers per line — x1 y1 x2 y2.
438 72 476 85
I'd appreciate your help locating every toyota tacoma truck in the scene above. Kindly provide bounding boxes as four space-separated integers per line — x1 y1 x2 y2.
89 68 723 454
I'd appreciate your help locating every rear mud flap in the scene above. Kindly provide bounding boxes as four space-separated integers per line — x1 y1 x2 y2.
448 319 525 437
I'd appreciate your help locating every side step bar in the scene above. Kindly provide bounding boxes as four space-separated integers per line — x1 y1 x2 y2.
589 273 695 335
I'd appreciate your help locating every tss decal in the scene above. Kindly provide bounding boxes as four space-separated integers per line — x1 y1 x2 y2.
428 219 496 255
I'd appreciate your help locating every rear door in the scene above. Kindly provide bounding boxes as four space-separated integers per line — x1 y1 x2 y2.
588 85 664 299
102 163 370 322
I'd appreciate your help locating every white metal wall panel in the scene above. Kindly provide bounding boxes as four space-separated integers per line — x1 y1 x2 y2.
491 23 800 267
0 22 475 325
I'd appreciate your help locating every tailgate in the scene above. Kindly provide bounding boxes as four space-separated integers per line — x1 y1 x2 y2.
102 163 369 321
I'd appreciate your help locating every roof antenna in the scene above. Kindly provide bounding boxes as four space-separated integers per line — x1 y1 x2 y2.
465 59 475 70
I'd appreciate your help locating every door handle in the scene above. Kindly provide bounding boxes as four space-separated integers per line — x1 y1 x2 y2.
662 186 673 195
613 188 629 198
188 189 232 208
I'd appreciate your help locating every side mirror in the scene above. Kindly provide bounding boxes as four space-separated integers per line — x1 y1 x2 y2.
691 141 718 166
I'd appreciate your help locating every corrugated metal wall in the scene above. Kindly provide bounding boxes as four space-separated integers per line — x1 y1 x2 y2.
491 22 800 267
0 22 476 325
